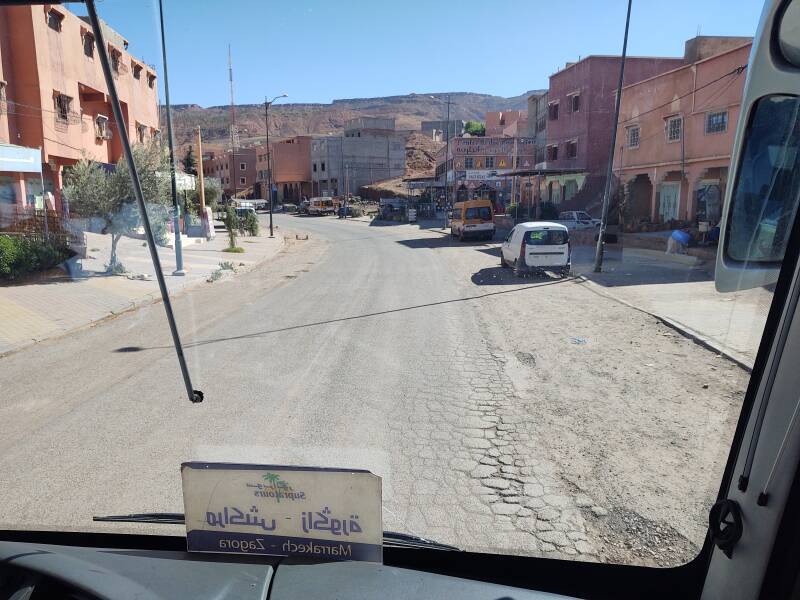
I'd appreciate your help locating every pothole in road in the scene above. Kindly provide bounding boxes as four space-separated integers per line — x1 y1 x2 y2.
515 351 536 367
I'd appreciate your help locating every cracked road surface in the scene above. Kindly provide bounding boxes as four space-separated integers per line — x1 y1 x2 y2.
0 214 749 566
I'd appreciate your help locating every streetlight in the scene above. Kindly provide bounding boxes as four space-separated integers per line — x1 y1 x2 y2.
264 93 288 238
429 94 452 230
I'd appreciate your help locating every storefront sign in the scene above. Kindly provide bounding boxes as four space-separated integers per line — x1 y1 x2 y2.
182 462 383 562
0 144 41 173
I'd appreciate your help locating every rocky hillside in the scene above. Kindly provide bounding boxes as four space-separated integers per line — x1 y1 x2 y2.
166 90 534 149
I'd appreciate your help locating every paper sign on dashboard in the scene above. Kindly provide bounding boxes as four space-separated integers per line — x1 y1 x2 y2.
181 462 382 562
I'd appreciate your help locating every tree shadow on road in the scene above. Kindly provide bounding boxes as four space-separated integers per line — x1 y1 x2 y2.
472 266 567 286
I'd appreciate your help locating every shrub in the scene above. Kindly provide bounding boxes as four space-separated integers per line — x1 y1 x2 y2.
244 211 260 236
219 261 236 270
222 206 238 249
222 246 244 253
0 235 71 280
0 236 18 278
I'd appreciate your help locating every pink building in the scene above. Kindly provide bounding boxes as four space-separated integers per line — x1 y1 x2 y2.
0 4 159 210
541 54 685 212
485 111 527 137
203 147 257 198
255 136 311 202
614 38 752 229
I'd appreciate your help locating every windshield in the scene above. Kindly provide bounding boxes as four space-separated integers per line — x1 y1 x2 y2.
0 0 774 569
526 230 569 245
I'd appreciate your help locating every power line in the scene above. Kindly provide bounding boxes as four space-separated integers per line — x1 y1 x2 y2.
618 64 746 126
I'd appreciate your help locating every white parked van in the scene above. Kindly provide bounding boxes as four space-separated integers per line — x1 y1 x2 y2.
500 222 570 277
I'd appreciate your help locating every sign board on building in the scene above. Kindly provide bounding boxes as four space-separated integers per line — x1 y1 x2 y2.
453 137 537 156
0 144 41 173
465 170 511 181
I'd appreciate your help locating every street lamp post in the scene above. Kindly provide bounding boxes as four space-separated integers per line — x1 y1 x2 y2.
429 95 452 230
264 93 288 238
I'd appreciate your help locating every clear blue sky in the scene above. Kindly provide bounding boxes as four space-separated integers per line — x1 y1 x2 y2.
68 0 764 107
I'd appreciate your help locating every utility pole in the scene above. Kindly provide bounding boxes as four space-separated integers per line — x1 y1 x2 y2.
196 126 208 238
264 94 288 239
158 0 184 275
593 0 632 273
444 94 451 230
228 45 236 202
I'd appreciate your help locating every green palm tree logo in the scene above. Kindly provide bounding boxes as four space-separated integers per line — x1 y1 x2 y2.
263 473 283 502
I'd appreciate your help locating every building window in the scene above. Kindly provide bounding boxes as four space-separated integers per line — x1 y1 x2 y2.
546 144 558 161
321 162 326 172
110 49 121 75
566 140 578 158
83 33 95 58
706 110 728 134
666 116 682 142
485 156 495 169
464 157 474 169
147 73 156 89
239 177 246 185
313 163 317 172
47 9 64 32
239 162 246 171
54 93 72 122
536 114 546 133
0 81 6 114
568 93 580 113
548 102 559 121
535 146 545 164
95 114 110 139
132 63 142 80
627 126 640 148
136 123 147 143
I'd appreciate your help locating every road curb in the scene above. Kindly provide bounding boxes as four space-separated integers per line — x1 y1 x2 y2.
0 234 285 359
575 275 753 373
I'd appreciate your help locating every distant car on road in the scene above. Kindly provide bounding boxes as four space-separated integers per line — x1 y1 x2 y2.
500 221 571 277
308 197 335 216
253 199 269 211
554 210 601 230
450 198 495 241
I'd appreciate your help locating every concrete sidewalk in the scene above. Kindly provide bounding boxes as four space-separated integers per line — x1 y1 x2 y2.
0 227 284 355
571 245 771 368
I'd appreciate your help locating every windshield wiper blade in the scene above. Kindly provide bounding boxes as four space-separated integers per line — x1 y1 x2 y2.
92 514 460 550
93 512 185 524
381 531 460 551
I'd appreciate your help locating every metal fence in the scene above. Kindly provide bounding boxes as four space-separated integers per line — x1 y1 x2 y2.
0 206 79 249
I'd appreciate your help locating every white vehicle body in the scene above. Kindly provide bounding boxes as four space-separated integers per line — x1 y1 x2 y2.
308 197 335 215
554 210 601 230
500 222 571 275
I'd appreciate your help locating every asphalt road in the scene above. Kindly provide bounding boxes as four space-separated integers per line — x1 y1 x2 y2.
0 214 749 566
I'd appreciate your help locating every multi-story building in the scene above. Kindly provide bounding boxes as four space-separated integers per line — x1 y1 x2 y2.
254 135 311 202
421 119 465 141
0 4 160 211
526 90 548 158
202 146 257 198
539 53 685 211
311 117 405 196
485 110 527 137
614 37 752 229
435 136 537 209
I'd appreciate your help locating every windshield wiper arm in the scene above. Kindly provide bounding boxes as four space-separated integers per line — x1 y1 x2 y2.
92 514 460 550
381 530 460 551
93 512 185 525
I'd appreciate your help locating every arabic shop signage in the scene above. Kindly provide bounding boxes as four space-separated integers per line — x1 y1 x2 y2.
181 462 383 562
453 137 537 155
